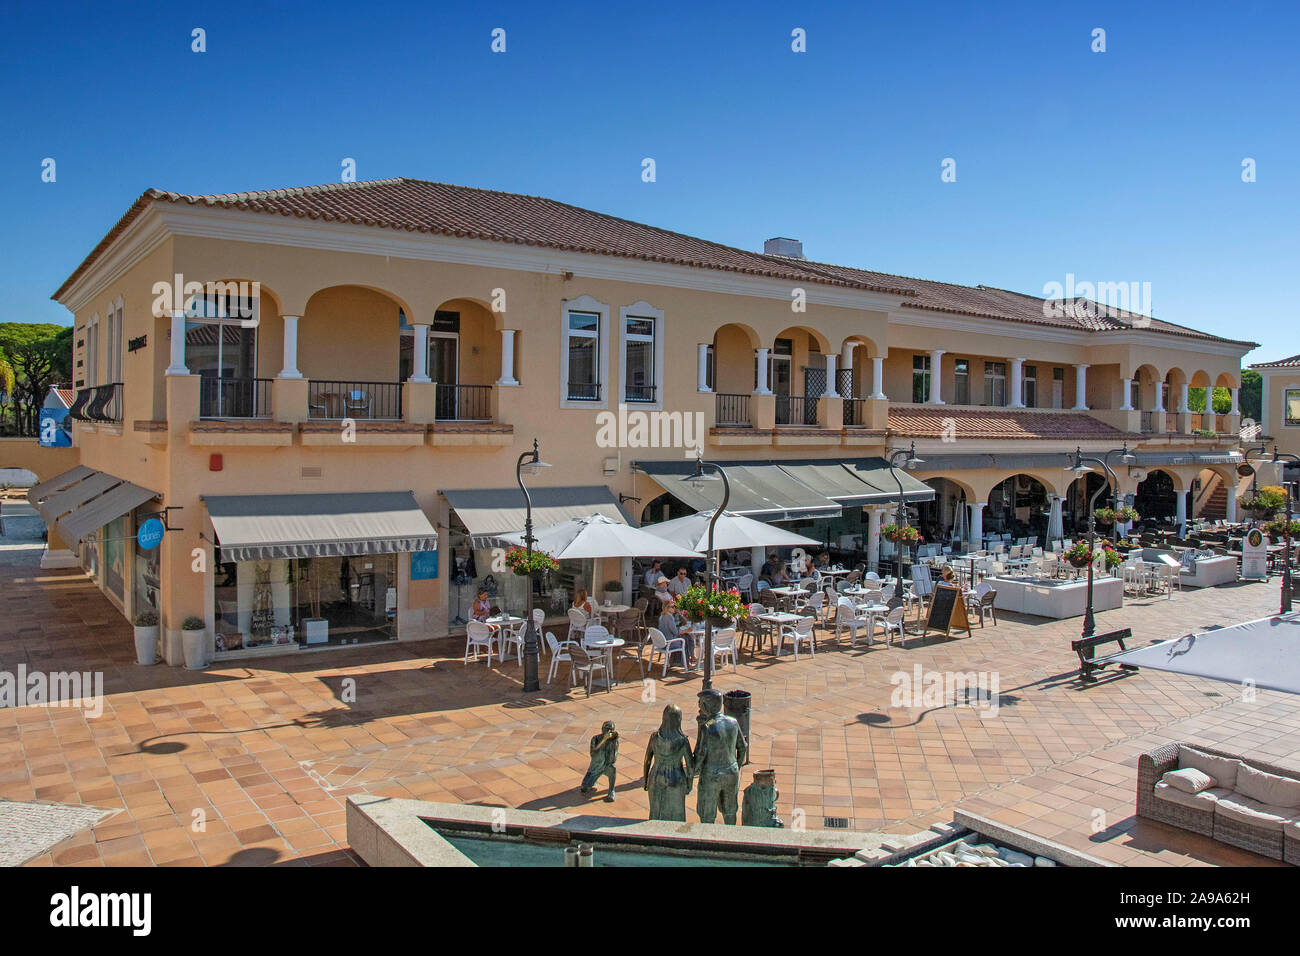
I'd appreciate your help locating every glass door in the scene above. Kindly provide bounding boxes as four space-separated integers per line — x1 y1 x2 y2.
431 334 459 419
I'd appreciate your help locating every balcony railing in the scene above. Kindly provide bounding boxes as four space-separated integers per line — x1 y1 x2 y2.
308 380 402 420
435 384 492 422
566 382 601 402
624 384 657 403
843 397 866 426
200 376 272 419
71 383 122 424
775 395 817 426
715 393 750 427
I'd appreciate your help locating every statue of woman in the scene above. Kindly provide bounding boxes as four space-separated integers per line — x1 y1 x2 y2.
642 703 693 821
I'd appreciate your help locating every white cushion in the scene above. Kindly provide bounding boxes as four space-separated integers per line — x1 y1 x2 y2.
1234 763 1300 810
1153 781 1230 811
1178 746 1243 791
1213 793 1290 832
1162 767 1216 794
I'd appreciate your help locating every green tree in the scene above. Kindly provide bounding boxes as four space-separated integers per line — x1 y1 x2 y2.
1240 369 1262 423
0 323 73 437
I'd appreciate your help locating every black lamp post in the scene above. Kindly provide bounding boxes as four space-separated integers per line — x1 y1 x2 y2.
516 438 550 693
1068 444 1133 639
886 441 925 610
1243 442 1269 499
1272 447 1298 614
681 455 730 691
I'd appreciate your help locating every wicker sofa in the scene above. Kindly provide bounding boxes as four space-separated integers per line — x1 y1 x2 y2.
1137 743 1300 863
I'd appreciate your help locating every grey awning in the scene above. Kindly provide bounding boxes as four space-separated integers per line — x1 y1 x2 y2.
27 465 95 505
441 485 630 547
57 481 158 543
204 491 437 562
634 461 841 522
781 459 935 505
37 471 122 525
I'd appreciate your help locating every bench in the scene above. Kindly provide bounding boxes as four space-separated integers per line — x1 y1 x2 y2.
1071 627 1137 682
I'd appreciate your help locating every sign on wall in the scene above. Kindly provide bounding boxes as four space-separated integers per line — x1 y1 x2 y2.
411 550 439 580
1241 528 1268 581
39 408 72 447
136 518 165 550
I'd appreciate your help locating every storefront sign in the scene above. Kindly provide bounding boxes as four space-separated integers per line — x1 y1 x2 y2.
411 550 439 580
128 334 148 352
1241 528 1268 581
136 518 165 550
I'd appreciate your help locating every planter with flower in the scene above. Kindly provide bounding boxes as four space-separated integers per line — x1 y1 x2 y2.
1239 486 1287 520
503 546 560 578
882 524 920 545
1265 518 1300 541
133 609 159 666
673 584 751 628
1099 543 1124 571
1063 541 1095 569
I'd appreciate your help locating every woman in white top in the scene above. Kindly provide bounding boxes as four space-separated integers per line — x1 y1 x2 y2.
653 576 675 613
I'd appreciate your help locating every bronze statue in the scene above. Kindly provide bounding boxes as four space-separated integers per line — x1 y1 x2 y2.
741 769 783 827
580 720 619 802
642 704 693 821
693 689 748 825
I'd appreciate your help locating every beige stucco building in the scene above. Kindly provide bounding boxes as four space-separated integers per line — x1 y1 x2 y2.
33 178 1259 665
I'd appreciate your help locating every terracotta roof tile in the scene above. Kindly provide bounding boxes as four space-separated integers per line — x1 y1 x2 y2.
888 406 1137 441
53 178 1250 347
1250 354 1300 369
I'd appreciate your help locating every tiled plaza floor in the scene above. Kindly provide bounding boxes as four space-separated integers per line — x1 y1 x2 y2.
1 537 1297 867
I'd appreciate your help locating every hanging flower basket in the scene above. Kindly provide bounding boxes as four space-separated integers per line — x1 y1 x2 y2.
1099 544 1124 570
673 584 750 625
503 546 559 577
882 523 920 544
1063 542 1094 569
1093 507 1116 526
1265 518 1300 539
1115 505 1140 524
1239 486 1287 519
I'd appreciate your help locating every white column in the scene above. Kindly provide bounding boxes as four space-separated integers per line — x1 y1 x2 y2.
754 348 771 395
1178 383 1189 414
1226 485 1238 523
409 324 431 383
928 349 945 405
1175 490 1187 535
496 329 519 386
166 310 189 375
1073 364 1089 410
870 356 886 400
968 502 985 550
867 507 883 571
696 343 711 393
823 353 839 399
1153 380 1165 413
750 547 765 578
841 341 857 375
1119 378 1133 411
278 315 302 379
1230 387 1240 415
1008 358 1025 408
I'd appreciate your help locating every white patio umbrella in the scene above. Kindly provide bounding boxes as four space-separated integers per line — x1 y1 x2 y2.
1108 613 1300 695
497 513 702 560
643 509 820 553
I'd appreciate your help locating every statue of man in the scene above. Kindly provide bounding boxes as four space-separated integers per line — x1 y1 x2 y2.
580 720 619 801
692 690 748 825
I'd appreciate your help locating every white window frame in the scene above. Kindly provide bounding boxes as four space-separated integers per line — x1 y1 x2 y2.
1284 387 1300 427
985 361 1007 407
560 295 610 409
1023 364 1037 408
86 313 100 386
618 301 665 411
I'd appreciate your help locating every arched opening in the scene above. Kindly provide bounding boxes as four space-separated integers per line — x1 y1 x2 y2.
916 477 969 549
301 285 410 419
1134 469 1179 527
986 475 1050 542
1064 472 1112 535
399 297 499 421
710 323 760 425
185 280 282 419
771 326 831 425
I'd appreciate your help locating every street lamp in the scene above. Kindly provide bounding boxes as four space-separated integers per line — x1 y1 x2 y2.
1068 445 1129 638
681 455 730 691
516 438 551 692
1272 446 1299 614
887 441 924 610
1243 442 1270 498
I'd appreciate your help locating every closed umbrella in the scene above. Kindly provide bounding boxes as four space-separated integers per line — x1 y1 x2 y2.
643 509 820 553
498 513 701 560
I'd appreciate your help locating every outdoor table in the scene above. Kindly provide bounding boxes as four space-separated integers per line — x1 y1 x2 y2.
818 568 853 578
584 636 626 688
855 602 890 642
752 612 800 653
485 614 524 656
767 586 808 611
594 603 630 618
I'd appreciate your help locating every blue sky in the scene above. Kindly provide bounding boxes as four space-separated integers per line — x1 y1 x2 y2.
2 0 1296 359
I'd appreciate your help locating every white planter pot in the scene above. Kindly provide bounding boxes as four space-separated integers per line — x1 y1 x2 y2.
303 618 329 644
133 626 159 665
182 629 207 669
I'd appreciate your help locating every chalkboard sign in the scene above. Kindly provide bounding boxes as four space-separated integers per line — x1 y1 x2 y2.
925 582 971 638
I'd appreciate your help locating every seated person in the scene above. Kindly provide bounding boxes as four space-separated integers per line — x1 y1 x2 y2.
769 562 791 588
658 606 696 664
759 552 780 581
668 566 692 597
653 576 675 612
573 589 597 619
471 588 492 623
817 552 831 569
642 560 663 589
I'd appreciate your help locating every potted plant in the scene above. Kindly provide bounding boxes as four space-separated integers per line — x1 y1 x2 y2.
181 615 207 670
1265 517 1300 540
602 579 624 605
1239 486 1287 520
673 583 750 627
1115 505 1140 524
133 609 159 666
1093 507 1116 526
502 546 559 578
301 560 329 645
881 523 920 545
1099 543 1124 572
1063 541 1094 569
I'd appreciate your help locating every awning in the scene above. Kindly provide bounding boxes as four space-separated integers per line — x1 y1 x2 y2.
203 491 437 562
37 471 123 525
27 465 95 506
57 481 158 543
634 461 841 522
779 459 934 505
441 485 630 548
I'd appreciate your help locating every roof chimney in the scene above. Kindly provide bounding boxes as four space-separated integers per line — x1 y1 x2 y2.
763 237 804 259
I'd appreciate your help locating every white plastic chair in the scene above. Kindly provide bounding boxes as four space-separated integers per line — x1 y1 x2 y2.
464 620 496 665
647 626 688 677
835 602 871 648
567 607 588 644
711 627 738 673
571 643 609 696
776 616 815 660
735 573 754 602
498 620 526 664
545 631 578 684
878 607 906 647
